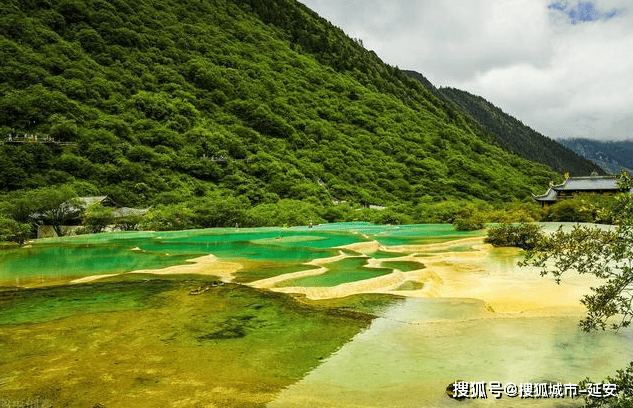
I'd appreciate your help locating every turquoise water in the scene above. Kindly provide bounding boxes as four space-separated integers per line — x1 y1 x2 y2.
0 242 195 284
340 223 483 246
0 223 477 287
0 227 365 285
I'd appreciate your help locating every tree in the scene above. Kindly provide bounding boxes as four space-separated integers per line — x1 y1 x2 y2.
0 216 31 244
83 202 114 233
114 214 143 231
519 184 633 407
34 186 80 237
519 194 633 332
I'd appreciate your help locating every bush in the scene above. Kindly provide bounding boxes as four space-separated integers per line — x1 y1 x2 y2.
374 209 412 225
191 194 249 228
245 199 324 227
485 223 543 249
140 204 194 231
84 203 114 233
115 214 143 231
453 216 484 231
0 216 31 244
545 195 620 224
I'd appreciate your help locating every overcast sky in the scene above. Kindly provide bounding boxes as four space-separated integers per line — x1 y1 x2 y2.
299 0 633 141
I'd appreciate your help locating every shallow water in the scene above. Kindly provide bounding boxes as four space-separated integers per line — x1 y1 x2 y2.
0 227 362 285
275 257 393 287
0 279 175 325
269 298 633 408
1 222 629 407
380 260 425 272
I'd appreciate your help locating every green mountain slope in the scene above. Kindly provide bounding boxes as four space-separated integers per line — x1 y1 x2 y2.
558 138 633 174
0 0 556 212
403 71 602 177
439 87 603 176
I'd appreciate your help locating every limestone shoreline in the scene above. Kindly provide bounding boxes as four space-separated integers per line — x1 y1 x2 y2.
66 235 595 316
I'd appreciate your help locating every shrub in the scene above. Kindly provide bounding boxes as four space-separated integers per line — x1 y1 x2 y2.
140 204 194 231
115 214 143 231
0 216 31 244
545 195 621 224
245 199 324 227
84 203 114 233
453 216 484 231
485 223 544 250
374 209 412 225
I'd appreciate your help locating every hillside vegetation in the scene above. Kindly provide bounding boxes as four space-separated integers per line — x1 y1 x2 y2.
0 0 558 228
403 71 602 177
558 138 633 174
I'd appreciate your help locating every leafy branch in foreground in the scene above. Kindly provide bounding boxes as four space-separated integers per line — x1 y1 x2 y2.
519 199 633 332
580 362 633 408
517 187 633 407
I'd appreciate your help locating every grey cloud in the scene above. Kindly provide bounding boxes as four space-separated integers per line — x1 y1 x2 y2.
300 0 633 141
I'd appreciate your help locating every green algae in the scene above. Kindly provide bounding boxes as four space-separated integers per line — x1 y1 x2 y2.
275 257 393 288
0 279 177 326
302 293 405 315
393 280 425 291
379 260 425 272
0 281 372 408
369 250 409 259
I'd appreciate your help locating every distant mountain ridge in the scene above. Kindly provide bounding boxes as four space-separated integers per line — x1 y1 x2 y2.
557 138 633 174
403 70 603 177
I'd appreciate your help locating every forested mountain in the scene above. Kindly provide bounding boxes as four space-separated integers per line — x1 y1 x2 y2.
0 0 558 219
403 71 602 177
558 138 633 174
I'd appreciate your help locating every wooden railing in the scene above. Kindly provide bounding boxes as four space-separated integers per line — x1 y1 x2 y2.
2 135 76 146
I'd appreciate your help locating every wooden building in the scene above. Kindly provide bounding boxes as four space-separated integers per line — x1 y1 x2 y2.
532 174 631 208
32 196 149 238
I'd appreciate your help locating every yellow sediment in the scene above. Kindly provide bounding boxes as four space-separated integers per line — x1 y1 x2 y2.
70 254 243 284
334 240 382 254
69 235 597 316
250 251 350 289
71 273 121 284
249 235 597 316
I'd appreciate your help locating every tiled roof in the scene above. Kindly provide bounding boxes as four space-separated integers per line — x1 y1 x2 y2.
553 176 624 191
76 196 109 207
532 188 558 202
112 207 150 218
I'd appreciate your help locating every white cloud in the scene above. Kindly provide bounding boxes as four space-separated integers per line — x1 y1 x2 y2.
300 0 633 141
